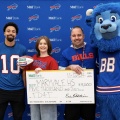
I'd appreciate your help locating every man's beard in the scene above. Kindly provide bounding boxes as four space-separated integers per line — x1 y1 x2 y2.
7 35 14 42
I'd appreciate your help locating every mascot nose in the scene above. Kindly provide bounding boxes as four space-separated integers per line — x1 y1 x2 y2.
101 24 112 30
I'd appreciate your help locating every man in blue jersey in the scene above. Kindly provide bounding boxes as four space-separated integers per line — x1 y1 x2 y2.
59 26 98 120
0 22 27 120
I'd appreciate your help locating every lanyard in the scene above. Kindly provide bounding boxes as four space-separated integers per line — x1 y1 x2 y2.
74 45 85 67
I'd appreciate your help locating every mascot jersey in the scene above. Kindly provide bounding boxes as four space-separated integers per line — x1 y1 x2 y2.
97 50 120 94
0 42 26 90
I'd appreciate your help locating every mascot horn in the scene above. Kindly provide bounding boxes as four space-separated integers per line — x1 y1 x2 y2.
86 2 120 120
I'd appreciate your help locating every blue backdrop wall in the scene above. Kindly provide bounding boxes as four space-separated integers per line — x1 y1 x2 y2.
1 0 120 120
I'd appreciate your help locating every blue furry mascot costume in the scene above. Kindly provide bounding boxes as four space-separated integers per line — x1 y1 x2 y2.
86 2 120 120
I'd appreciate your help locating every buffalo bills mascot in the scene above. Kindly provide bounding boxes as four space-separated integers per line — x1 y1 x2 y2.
86 2 120 120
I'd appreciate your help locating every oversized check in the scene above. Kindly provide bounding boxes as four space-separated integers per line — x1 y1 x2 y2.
26 69 94 104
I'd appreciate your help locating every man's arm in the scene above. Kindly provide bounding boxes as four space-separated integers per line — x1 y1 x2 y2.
66 65 83 74
59 65 83 74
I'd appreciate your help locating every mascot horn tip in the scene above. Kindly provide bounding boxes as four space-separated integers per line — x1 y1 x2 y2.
86 9 93 16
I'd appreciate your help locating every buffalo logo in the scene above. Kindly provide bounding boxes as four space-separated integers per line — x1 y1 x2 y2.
50 25 61 32
7 3 18 11
29 36 38 43
51 47 61 54
28 14 39 21
8 112 13 118
95 112 100 118
50 3 61 11
71 14 82 21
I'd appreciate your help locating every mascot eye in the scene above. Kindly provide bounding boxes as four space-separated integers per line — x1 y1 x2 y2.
111 15 116 22
98 17 103 24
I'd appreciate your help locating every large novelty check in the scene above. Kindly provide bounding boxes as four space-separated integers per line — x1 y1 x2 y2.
26 69 94 104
